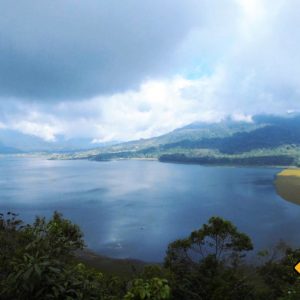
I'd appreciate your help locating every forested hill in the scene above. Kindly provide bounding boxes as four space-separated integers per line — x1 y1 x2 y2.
53 114 300 167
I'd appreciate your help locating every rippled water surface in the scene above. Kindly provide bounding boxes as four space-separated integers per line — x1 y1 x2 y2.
0 157 299 261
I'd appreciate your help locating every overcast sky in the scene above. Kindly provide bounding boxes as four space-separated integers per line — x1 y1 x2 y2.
0 0 299 143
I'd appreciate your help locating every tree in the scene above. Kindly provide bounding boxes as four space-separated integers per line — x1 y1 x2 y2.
124 278 170 300
258 245 300 299
0 212 124 300
164 216 254 300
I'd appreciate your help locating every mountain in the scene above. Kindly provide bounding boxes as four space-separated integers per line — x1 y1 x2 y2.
0 129 114 153
52 114 300 167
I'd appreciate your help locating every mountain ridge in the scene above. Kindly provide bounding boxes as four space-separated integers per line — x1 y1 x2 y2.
50 114 300 167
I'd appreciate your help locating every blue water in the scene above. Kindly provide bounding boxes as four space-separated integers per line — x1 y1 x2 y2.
0 157 299 262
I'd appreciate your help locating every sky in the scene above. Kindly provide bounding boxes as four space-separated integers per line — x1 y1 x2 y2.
0 0 299 143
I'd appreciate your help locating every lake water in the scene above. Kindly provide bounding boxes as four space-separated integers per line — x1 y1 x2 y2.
1 157 300 262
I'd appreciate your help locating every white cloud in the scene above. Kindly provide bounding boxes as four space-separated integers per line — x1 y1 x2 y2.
11 121 59 142
0 0 300 143
0 122 7 129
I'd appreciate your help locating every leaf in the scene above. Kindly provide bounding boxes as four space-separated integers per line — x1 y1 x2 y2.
34 264 42 277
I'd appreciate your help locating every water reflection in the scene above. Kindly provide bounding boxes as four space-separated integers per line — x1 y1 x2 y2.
0 157 299 261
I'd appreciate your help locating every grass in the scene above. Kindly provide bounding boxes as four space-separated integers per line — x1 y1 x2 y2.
275 169 300 204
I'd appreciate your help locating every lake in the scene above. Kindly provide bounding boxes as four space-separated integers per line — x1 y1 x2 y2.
0 157 299 262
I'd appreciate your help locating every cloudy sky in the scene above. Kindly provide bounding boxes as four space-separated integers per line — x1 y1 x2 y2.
0 0 299 143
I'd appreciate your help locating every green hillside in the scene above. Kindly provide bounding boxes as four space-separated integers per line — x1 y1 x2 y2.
52 115 300 167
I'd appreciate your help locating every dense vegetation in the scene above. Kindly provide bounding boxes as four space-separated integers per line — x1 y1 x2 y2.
1 212 300 299
52 115 300 167
159 153 297 166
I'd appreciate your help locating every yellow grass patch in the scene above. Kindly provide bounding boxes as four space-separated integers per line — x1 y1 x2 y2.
275 169 300 205
277 169 300 177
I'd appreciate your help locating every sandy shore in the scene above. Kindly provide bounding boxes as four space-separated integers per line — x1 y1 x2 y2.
275 169 300 204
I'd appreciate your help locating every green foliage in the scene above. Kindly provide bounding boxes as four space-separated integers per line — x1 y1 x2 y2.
165 216 254 300
141 265 170 280
0 212 34 282
278 278 300 300
257 246 300 299
165 216 253 268
24 211 84 259
124 278 170 300
2 212 300 299
159 153 297 167
0 212 124 300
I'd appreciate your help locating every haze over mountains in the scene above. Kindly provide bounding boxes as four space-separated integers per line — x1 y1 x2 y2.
0 131 114 154
44 114 300 167
2 113 300 167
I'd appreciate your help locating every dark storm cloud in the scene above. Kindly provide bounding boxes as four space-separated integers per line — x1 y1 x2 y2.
3 0 300 143
0 0 203 101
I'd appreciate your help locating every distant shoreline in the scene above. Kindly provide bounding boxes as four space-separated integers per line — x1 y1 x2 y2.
1 154 298 169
